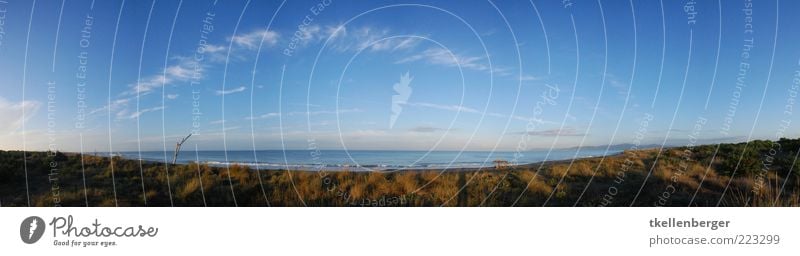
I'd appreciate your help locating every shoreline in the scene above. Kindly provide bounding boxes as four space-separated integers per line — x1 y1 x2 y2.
63 148 629 172
1 139 797 206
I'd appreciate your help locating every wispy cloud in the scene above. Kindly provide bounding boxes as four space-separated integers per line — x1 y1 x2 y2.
364 36 420 52
88 98 130 116
203 44 226 53
247 108 363 120
222 126 241 132
520 74 546 81
121 56 203 98
514 127 585 137
102 28 265 121
247 112 281 120
0 97 40 135
409 126 451 133
395 48 510 75
229 29 279 50
605 73 629 96
120 106 165 120
405 102 548 123
404 102 480 114
215 86 247 96
301 24 421 53
129 75 169 97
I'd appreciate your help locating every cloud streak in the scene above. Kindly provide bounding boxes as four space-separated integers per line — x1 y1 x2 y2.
514 127 586 137
120 106 166 120
395 47 516 76
405 102 553 123
124 56 202 97
0 97 40 135
405 102 481 114
229 29 279 50
216 86 247 96
409 126 452 133
247 108 363 120
293 24 422 53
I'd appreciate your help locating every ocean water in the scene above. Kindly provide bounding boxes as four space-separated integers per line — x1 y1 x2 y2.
109 148 620 171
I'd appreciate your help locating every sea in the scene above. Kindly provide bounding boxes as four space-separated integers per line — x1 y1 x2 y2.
107 148 620 171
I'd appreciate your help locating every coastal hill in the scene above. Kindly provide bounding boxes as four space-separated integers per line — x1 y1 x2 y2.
1 138 798 206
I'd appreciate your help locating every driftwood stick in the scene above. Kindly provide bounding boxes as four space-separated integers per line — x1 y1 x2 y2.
172 133 192 165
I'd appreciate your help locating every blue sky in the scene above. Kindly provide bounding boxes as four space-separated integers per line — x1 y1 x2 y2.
0 0 798 152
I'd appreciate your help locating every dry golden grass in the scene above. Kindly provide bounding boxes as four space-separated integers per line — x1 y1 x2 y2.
3 141 800 206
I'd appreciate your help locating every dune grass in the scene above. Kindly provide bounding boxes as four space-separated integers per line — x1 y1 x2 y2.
1 138 799 206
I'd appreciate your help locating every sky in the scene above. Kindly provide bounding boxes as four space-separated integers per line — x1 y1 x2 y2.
0 0 798 152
